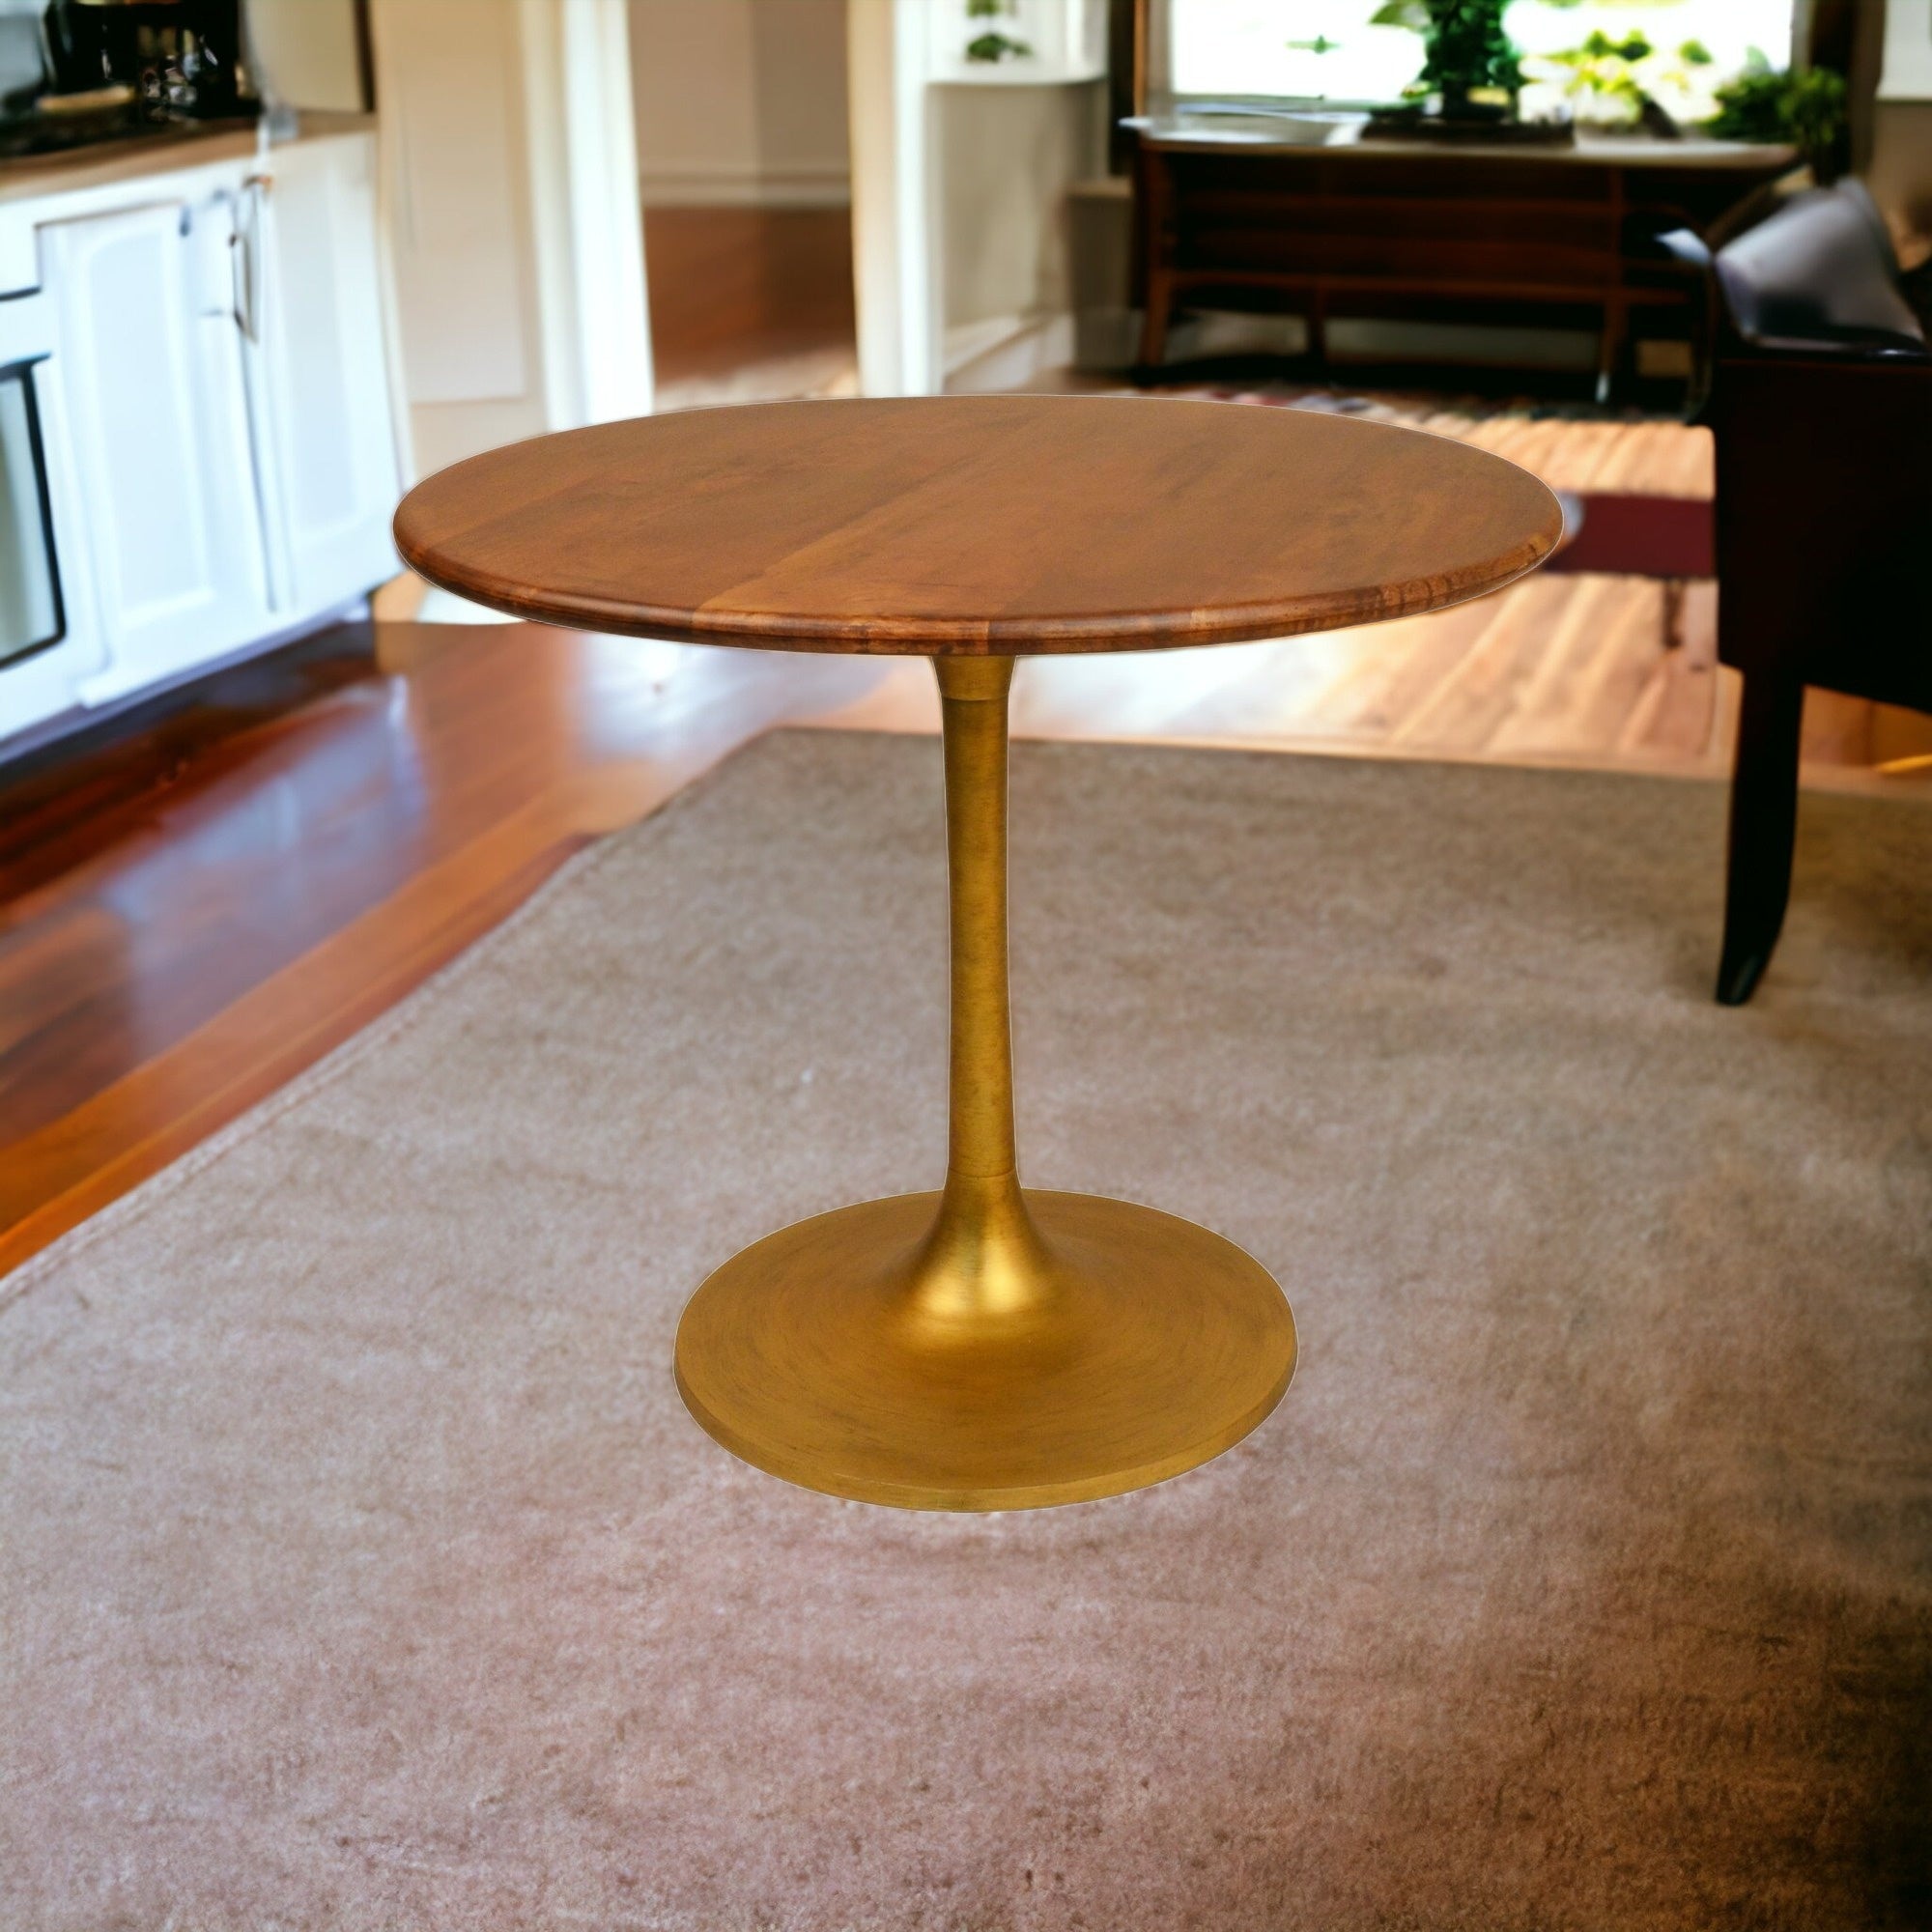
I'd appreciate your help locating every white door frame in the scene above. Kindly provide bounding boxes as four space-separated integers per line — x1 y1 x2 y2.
847 0 942 396
521 0 654 424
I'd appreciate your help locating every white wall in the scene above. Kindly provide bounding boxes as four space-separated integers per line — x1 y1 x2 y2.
847 0 1110 394
247 0 364 113
1874 0 1932 254
935 80 1104 331
1880 0 1932 99
629 0 850 207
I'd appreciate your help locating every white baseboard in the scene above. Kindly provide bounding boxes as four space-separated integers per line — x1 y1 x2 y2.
945 312 1077 392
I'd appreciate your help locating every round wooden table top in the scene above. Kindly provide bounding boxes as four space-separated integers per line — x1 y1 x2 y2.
394 396 1562 656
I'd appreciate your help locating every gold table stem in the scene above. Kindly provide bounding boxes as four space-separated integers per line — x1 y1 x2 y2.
673 655 1296 1511
909 657 1056 1332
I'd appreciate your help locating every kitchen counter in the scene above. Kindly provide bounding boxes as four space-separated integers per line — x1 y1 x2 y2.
0 110 374 206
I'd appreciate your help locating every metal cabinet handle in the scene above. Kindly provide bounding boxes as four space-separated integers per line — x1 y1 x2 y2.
230 175 270 344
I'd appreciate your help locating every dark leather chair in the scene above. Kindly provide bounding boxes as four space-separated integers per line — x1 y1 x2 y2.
1666 184 1932 1004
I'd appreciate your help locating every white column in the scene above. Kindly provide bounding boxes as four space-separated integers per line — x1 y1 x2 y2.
521 0 654 426
559 0 654 421
847 0 941 396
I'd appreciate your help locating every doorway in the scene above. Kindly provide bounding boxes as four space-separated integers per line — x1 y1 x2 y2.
628 0 858 412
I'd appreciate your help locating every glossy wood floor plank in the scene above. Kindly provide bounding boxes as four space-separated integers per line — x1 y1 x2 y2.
644 207 855 388
0 832 563 1277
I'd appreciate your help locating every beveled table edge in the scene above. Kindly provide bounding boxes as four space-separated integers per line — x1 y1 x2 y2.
393 395 1564 657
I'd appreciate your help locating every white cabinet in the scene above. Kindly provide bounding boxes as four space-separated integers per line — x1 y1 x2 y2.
0 127 402 753
44 197 272 705
250 135 401 616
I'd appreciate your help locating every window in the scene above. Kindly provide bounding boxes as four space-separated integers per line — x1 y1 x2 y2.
1168 1 1800 124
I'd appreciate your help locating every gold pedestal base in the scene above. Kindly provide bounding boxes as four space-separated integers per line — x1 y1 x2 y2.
675 1187 1296 1510
674 656 1296 1510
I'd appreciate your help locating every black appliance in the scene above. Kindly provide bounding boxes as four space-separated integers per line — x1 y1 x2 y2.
43 0 251 118
0 0 257 155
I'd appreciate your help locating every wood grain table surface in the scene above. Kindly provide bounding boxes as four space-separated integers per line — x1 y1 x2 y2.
394 396 1562 654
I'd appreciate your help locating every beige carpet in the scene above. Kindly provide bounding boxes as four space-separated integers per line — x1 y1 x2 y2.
3 730 1929 1931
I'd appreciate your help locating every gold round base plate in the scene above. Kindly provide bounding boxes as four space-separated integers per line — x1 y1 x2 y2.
675 1189 1296 1510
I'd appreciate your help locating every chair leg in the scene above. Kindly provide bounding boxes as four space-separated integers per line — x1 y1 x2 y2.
1661 578 1685 652
1133 276 1173 384
1307 292 1328 375
1596 296 1628 405
1716 670 1804 1006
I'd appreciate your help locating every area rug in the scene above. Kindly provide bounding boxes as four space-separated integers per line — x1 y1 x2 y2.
3 730 1929 1931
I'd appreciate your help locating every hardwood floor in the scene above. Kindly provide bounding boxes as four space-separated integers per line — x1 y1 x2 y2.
644 207 857 406
1445 411 1714 497
8 216 938 1264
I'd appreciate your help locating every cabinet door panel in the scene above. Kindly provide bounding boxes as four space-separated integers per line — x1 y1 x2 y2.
43 201 270 702
256 135 401 614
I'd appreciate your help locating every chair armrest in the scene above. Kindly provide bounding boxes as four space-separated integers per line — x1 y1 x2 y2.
1728 334 1931 365
1715 182 1929 355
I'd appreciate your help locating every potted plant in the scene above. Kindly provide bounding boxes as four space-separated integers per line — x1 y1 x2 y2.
1707 53 1848 180
1537 29 1715 139
964 0 1031 66
1375 0 1520 120
1365 0 1568 143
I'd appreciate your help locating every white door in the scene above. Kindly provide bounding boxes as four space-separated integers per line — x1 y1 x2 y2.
248 133 402 616
43 199 271 704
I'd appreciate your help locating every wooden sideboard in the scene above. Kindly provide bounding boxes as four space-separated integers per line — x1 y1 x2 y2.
1128 119 1798 394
